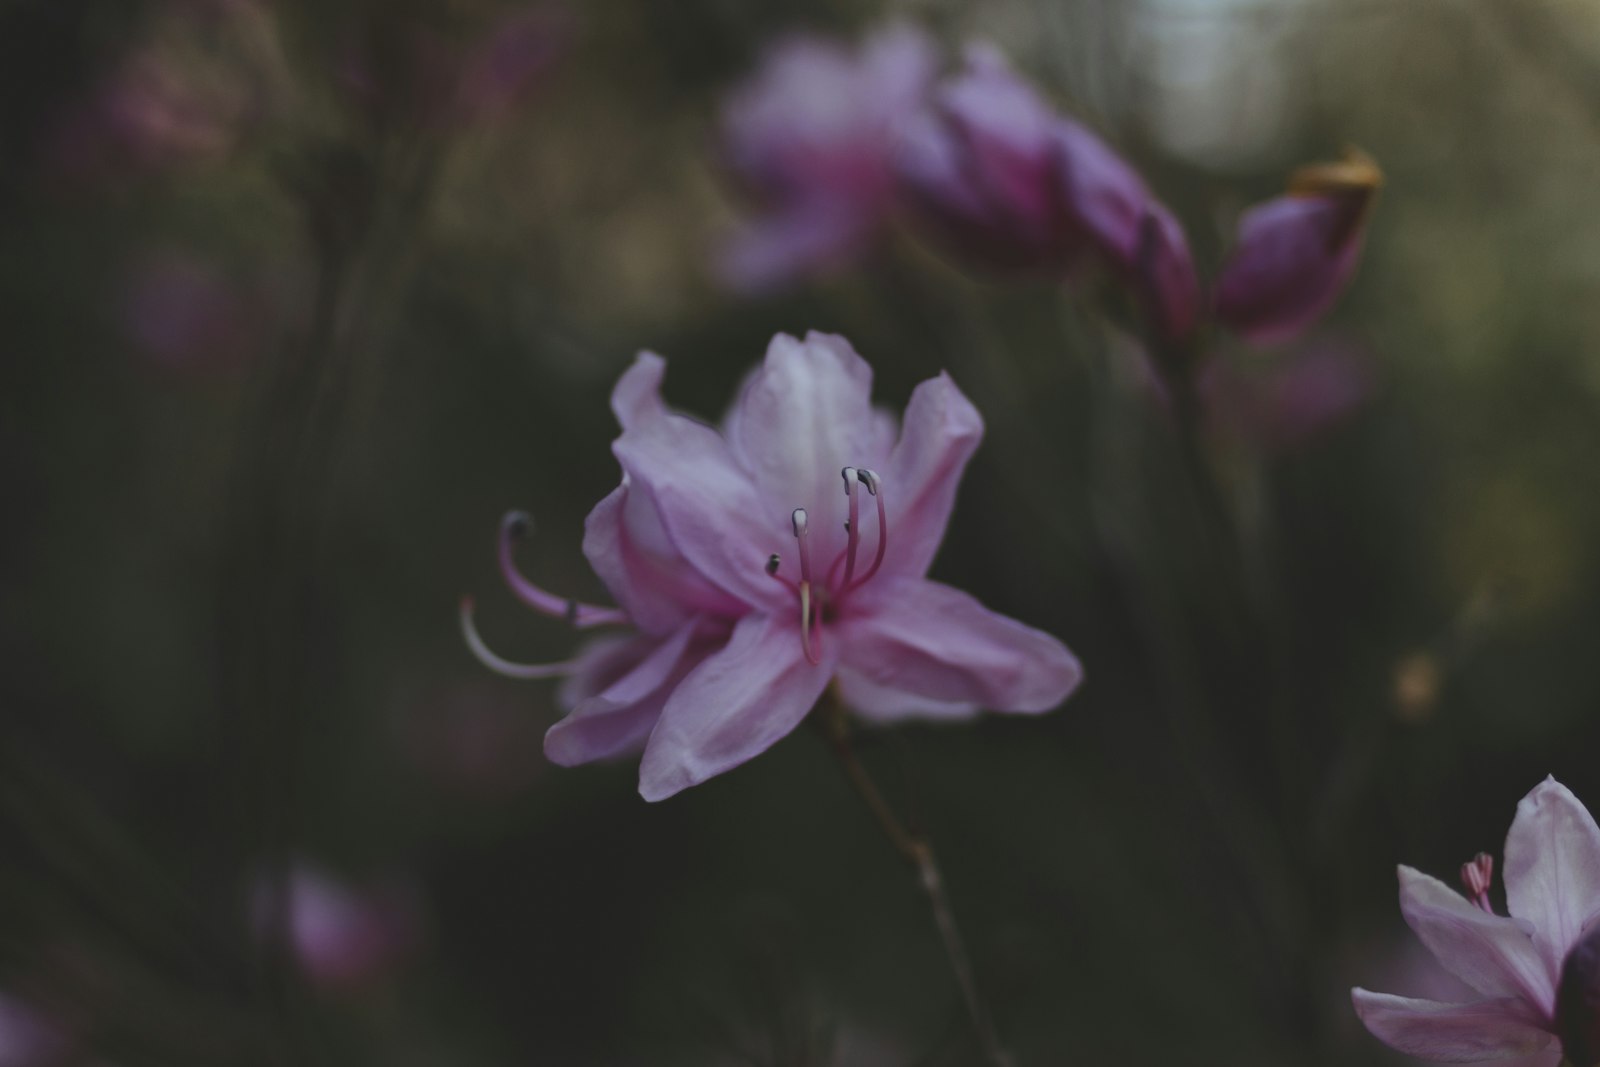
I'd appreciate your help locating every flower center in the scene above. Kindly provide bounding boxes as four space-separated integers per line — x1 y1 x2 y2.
765 465 889 665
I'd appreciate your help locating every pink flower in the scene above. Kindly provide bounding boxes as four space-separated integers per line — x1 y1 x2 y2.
716 26 936 291
253 864 418 993
894 45 1199 337
1213 149 1381 346
1352 777 1600 1065
1199 335 1375 451
463 332 1082 801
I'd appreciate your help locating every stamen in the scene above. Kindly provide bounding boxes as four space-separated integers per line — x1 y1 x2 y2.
792 508 820 665
840 466 862 590
844 469 888 592
1460 852 1494 912
459 597 576 680
766 553 798 594
497 511 627 629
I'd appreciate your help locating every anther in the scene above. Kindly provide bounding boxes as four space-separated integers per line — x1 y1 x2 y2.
766 554 781 576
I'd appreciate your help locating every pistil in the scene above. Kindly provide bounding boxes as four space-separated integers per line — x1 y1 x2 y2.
792 508 821 665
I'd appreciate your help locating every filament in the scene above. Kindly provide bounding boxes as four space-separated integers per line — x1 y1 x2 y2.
840 466 862 590
844 469 887 592
459 597 576 679
498 511 627 629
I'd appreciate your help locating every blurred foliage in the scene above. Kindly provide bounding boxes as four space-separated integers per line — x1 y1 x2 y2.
6 0 1600 1064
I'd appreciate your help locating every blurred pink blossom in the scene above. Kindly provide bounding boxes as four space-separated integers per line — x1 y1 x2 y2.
340 6 567 132
1201 336 1375 451
897 44 1199 337
1352 777 1600 1065
118 250 261 372
0 994 69 1067
1213 150 1381 346
254 863 419 993
463 332 1082 800
717 25 936 291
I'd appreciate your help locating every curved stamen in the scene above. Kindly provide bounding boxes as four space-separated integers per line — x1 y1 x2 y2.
792 508 820 666
844 469 888 592
497 511 627 629
460 597 576 679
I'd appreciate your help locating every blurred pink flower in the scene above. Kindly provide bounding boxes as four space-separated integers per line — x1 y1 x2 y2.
894 44 1377 349
1200 335 1375 451
1352 777 1600 1065
0 994 70 1067
254 864 418 993
452 7 568 124
340 6 567 132
119 250 259 372
716 25 936 291
896 45 1199 337
463 332 1082 800
1213 150 1381 346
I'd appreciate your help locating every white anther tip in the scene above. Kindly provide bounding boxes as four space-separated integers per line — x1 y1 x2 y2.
858 469 880 495
791 508 809 536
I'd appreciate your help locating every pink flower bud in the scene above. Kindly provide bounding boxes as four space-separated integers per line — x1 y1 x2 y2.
1213 148 1381 347
895 46 1200 338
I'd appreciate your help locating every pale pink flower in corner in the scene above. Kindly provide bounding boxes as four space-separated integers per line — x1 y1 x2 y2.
463 332 1082 801
1352 776 1600 1065
716 26 936 291
0 993 71 1067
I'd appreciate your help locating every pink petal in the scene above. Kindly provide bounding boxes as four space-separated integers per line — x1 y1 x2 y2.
583 481 745 635
608 355 787 611
1212 193 1366 347
637 612 835 801
1398 866 1557 1016
1504 776 1600 977
1351 989 1557 1063
834 665 979 723
835 578 1081 714
882 372 984 579
725 332 886 566
1051 122 1200 338
546 621 712 766
715 200 878 293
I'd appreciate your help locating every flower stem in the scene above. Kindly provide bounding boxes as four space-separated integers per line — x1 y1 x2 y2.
817 702 1015 1067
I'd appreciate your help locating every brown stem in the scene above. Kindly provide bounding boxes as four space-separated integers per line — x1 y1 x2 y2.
817 702 1015 1067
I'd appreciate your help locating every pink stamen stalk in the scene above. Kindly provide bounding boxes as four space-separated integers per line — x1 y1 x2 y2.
1460 852 1494 912
792 508 820 665
459 597 577 679
840 466 862 590
498 511 627 629
844 469 887 592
